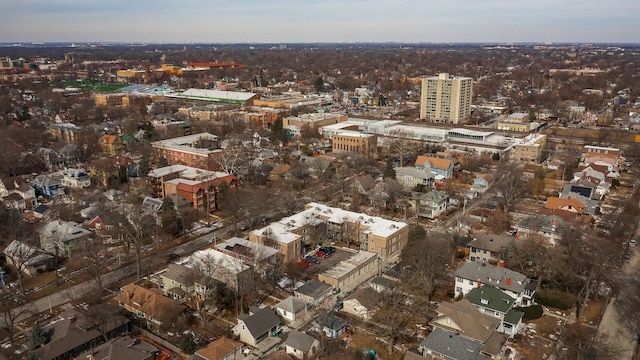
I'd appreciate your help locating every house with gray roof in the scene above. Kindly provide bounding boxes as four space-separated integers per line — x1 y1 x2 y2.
74 335 158 360
467 233 515 264
294 279 333 306
285 330 318 359
3 240 55 277
395 166 435 189
514 214 565 246
465 285 524 336
418 190 448 219
37 220 93 257
453 261 535 306
232 307 281 347
418 328 483 360
430 300 500 343
276 296 307 323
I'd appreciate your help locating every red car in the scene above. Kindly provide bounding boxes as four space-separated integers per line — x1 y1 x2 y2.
315 251 329 258
298 259 311 268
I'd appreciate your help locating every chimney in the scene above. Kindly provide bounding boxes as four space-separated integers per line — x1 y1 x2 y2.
476 279 481 288
506 277 511 286
499 260 505 268
515 234 520 239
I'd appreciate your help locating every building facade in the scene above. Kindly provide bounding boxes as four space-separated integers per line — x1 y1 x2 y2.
420 73 473 124
151 133 222 171
331 131 377 157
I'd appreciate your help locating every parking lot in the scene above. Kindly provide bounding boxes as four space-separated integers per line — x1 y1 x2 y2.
303 248 355 276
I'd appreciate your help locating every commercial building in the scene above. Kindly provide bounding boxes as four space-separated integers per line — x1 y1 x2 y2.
283 113 347 136
168 88 259 105
420 73 473 124
318 250 379 291
151 133 222 171
331 131 377 157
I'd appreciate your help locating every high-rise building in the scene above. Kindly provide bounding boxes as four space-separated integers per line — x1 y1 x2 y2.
420 73 473 124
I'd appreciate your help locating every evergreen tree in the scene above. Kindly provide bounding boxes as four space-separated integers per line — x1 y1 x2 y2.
138 154 151 177
383 159 396 179
179 333 197 355
28 322 48 350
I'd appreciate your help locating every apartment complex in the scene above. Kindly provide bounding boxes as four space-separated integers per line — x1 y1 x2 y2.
331 131 377 157
151 133 222 171
511 134 547 163
420 73 473 124
283 113 347 135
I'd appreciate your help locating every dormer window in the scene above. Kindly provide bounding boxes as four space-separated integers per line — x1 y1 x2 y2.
480 298 489 305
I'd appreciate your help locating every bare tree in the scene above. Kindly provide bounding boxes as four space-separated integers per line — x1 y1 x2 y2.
373 287 412 354
3 240 41 295
0 303 31 345
401 235 450 307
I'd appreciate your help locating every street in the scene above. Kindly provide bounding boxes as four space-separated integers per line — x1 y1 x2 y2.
1 230 214 329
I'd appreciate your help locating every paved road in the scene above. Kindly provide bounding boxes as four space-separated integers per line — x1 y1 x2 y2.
596 246 639 358
1 230 214 328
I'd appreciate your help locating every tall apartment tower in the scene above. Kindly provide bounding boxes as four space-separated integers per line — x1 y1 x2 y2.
420 73 473 124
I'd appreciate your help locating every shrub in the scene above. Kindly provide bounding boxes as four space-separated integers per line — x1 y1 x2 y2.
514 304 544 320
535 293 572 310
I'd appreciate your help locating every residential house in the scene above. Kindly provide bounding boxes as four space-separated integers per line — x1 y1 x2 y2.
214 237 280 269
61 168 91 188
74 335 159 360
193 337 245 360
89 158 121 187
3 240 55 276
317 313 348 339
418 190 448 219
34 305 129 360
285 330 318 360
318 251 379 293
395 167 434 189
114 155 138 178
191 249 251 292
275 296 307 323
37 220 93 257
342 287 380 320
453 261 535 306
87 212 119 233
514 214 565 246
294 280 333 306
159 262 212 301
268 164 292 182
347 174 376 204
467 233 515 264
471 174 494 194
114 284 188 330
543 196 587 218
430 300 500 344
415 155 454 179
99 134 125 156
232 306 281 347
0 177 36 209
465 285 525 337
418 328 483 360
31 174 63 197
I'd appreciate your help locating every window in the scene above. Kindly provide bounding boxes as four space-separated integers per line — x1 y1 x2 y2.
455 286 462 293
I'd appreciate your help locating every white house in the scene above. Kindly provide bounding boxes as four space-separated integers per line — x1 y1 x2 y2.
418 190 448 219
394 167 434 189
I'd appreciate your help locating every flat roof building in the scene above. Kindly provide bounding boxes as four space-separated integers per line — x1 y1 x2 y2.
420 73 473 124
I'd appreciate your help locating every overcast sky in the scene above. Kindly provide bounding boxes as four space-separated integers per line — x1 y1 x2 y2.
1 0 638 43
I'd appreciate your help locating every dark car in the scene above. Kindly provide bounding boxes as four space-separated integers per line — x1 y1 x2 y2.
332 301 344 312
260 216 271 223
240 224 249 231
319 246 336 254
305 255 320 264
623 253 631 263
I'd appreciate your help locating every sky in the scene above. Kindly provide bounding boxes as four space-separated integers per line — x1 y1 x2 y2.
1 0 639 44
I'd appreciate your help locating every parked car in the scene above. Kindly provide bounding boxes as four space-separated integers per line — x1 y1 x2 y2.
305 255 320 264
260 216 271 223
298 259 311 268
332 301 344 312
319 246 336 254
333 288 341 295
240 224 249 231
630 239 636 247
624 253 631 263
315 251 329 258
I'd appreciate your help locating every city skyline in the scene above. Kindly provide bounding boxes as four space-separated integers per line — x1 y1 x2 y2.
1 0 639 44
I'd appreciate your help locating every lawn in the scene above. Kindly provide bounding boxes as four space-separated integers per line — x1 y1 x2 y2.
347 331 404 360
